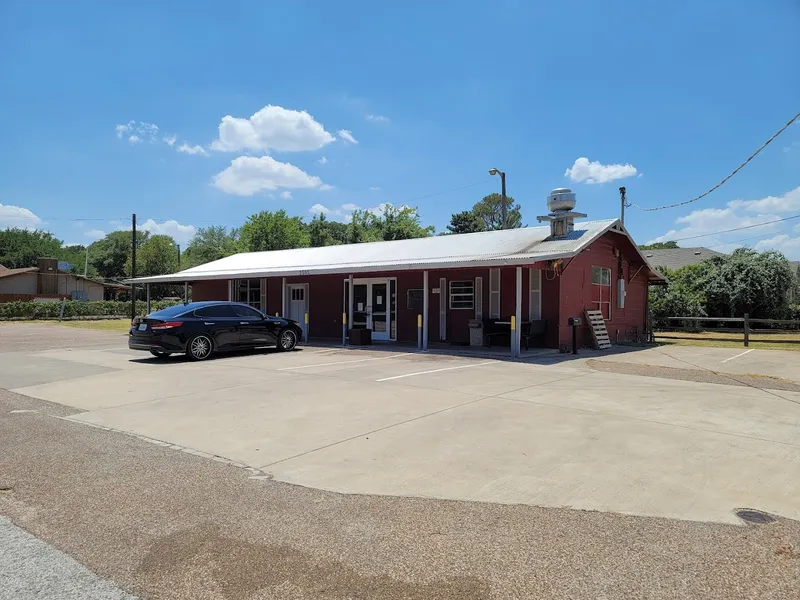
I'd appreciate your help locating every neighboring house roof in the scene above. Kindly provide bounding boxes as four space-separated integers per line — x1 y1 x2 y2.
643 247 725 271
0 266 128 289
0 267 39 279
130 219 665 284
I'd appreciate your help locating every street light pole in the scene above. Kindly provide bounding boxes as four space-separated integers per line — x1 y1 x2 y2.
489 168 507 229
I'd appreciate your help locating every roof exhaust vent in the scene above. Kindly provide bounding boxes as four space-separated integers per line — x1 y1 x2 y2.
537 188 587 239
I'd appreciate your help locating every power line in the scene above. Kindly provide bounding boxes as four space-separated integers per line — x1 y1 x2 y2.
702 226 798 249
663 213 800 243
630 110 800 212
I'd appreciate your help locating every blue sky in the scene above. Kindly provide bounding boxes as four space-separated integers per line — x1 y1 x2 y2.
1 0 799 256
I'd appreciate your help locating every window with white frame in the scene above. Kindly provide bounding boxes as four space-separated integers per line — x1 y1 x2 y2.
591 266 612 320
235 278 262 310
449 281 474 310
489 268 500 318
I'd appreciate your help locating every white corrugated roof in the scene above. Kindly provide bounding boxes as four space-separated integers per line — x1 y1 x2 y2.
131 219 634 283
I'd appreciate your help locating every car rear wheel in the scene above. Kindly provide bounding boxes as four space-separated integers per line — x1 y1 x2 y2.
149 349 172 358
187 334 214 361
277 328 298 352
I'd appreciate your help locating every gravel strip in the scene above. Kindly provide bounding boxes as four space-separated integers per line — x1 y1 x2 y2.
0 516 137 600
586 359 800 392
2 389 799 600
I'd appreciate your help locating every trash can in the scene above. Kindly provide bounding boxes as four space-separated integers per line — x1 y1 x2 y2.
468 319 483 347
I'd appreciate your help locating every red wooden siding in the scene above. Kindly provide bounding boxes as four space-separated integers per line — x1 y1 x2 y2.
183 231 651 350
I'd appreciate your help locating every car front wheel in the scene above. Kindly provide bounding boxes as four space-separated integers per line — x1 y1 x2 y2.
187 334 214 361
277 328 298 352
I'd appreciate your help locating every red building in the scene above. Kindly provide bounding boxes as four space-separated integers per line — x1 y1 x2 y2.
133 190 664 350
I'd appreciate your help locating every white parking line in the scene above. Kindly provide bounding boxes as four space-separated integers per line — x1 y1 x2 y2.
278 353 411 370
376 360 495 382
721 348 755 363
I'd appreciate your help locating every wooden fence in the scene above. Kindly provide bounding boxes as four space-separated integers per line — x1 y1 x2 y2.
659 314 800 347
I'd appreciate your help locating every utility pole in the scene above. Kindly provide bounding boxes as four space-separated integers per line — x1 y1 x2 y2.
131 213 137 321
500 171 507 229
176 243 181 267
489 168 507 229
84 246 89 277
619 186 627 225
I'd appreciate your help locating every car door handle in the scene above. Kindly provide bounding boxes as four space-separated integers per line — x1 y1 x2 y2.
239 322 249 325
204 322 215 325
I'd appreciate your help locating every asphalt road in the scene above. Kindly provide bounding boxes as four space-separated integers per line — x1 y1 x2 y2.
2 388 799 600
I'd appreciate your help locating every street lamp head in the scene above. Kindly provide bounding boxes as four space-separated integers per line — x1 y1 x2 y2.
489 168 499 176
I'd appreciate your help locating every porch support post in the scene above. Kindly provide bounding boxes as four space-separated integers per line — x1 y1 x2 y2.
422 270 429 350
146 283 151 315
183 282 188 305
515 267 523 357
347 274 354 342
228 280 233 301
281 277 287 317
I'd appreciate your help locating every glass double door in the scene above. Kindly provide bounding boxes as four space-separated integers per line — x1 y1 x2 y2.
352 280 390 341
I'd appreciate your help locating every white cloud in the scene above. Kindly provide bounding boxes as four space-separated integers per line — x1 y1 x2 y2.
163 135 177 147
646 186 800 258
369 186 381 192
337 129 358 144
366 114 390 123
309 203 330 215
139 219 197 246
341 203 360 212
115 123 132 138
279 190 292 200
85 229 106 240
115 120 160 143
564 157 638 184
212 155 330 196
317 156 328 165
211 105 335 153
177 143 208 156
0 203 43 229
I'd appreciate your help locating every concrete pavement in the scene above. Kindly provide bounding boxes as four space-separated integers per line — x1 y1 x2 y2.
4 324 800 525
2 388 799 600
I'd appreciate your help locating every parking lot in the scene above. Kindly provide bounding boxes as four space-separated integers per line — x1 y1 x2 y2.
3 323 800 525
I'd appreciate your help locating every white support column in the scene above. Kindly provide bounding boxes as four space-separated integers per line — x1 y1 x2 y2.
228 280 233 302
348 274 354 332
515 267 523 357
146 283 151 315
183 282 188 305
281 277 287 317
422 270 429 350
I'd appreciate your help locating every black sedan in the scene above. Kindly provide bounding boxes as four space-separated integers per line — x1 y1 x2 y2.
129 301 303 360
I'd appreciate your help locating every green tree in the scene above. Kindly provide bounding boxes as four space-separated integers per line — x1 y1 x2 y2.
132 234 179 277
703 249 794 318
648 265 708 328
0 228 62 268
89 230 149 280
446 210 485 234
345 210 383 244
472 193 522 230
639 241 679 250
182 226 239 268
308 214 348 247
378 204 435 240
239 210 309 252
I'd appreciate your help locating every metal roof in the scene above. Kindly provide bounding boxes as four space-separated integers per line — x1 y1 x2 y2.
129 218 662 284
643 247 725 271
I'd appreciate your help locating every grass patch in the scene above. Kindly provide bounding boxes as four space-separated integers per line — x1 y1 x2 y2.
655 330 800 351
1 319 131 333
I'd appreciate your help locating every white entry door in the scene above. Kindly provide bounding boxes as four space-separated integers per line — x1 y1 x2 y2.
288 284 307 340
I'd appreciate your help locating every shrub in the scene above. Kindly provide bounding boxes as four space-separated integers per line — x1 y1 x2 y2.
0 299 182 320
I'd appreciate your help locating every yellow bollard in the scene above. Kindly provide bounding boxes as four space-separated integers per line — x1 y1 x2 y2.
510 315 516 358
304 312 309 324
511 315 516 330
417 314 422 350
